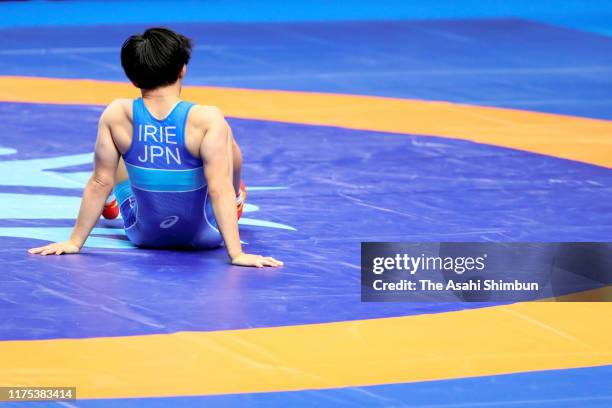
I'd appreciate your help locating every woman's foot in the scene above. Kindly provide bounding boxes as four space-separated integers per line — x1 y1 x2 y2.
102 194 119 219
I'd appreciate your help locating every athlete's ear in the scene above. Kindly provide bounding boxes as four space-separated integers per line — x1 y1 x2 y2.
179 64 187 79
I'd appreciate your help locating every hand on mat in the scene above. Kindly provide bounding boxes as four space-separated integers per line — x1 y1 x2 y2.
231 253 283 268
28 241 81 256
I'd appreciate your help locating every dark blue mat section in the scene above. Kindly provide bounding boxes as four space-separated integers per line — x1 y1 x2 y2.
1 101 611 340
1 20 612 119
7 365 612 407
1 0 612 37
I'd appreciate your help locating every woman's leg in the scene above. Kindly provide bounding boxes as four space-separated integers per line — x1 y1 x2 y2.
102 157 129 219
227 125 243 195
114 156 129 185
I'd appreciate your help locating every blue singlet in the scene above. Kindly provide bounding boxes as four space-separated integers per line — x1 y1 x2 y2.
113 98 222 248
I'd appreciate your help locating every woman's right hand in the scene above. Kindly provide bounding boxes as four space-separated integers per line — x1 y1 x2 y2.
28 240 81 256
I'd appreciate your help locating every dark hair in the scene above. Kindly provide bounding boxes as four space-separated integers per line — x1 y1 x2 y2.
121 27 193 90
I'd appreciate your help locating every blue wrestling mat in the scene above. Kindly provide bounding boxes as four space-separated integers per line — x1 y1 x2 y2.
0 1 611 406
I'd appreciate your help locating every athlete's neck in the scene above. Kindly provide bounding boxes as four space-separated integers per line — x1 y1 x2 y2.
140 81 182 119
141 80 182 101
